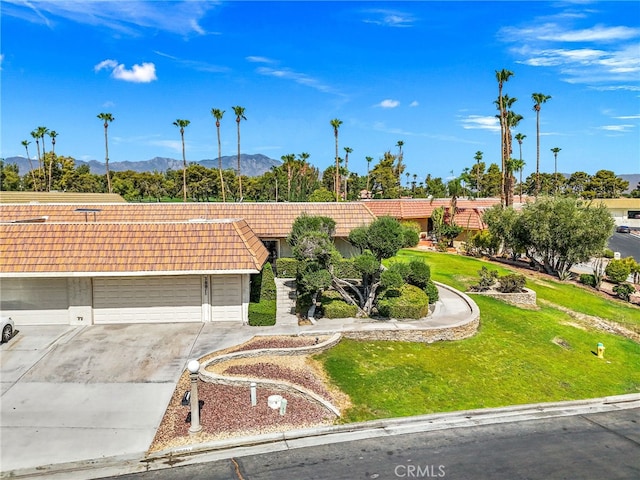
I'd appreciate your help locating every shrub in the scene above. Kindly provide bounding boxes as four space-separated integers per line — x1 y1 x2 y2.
436 240 449 252
249 272 262 303
377 284 430 319
469 266 498 292
260 262 277 300
605 259 631 284
613 283 636 302
380 269 404 289
320 291 358 319
603 248 614 259
407 259 431 289
248 300 276 326
401 226 420 248
334 258 360 279
580 274 597 288
424 281 439 304
496 274 526 293
276 257 299 278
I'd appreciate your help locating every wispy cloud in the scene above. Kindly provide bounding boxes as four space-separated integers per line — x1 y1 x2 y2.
154 51 228 73
362 9 416 28
2 0 218 36
254 65 342 96
409 101 419 107
373 122 479 144
459 115 501 132
375 99 400 108
598 124 635 132
499 11 640 87
95 59 157 83
246 56 276 64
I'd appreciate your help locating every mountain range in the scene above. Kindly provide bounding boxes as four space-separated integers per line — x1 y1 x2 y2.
2 154 282 177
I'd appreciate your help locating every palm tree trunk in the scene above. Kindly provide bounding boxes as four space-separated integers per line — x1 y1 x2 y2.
535 111 540 197
181 131 187 202
217 124 225 202
237 122 242 201
104 125 112 194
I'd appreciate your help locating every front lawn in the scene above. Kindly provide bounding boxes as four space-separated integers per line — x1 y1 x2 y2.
317 251 640 422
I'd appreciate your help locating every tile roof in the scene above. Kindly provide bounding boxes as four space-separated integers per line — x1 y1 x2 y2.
0 202 376 237
362 198 501 230
0 192 126 203
0 220 268 275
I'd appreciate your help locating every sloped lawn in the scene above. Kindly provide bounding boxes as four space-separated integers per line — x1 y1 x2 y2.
317 251 640 423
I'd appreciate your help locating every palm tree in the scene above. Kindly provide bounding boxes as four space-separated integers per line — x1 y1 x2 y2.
281 153 296 201
36 126 49 190
532 93 552 197
211 108 226 202
551 147 561 196
365 156 373 195
343 146 352 200
21 140 38 189
173 119 190 202
514 133 526 202
232 106 247 201
495 69 514 206
97 113 115 193
396 140 404 187
47 130 58 191
474 151 483 198
30 129 43 190
505 109 522 206
330 119 343 201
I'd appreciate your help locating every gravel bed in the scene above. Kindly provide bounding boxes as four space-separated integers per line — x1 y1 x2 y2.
227 335 330 353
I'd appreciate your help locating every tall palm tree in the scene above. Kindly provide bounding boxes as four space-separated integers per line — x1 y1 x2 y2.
396 140 404 187
551 147 561 197
21 140 38 189
495 69 514 206
211 108 226 202
232 106 247 201
47 130 58 191
365 156 373 195
330 118 343 201
474 151 483 198
505 109 523 206
532 93 552 197
97 113 115 194
36 126 49 190
514 133 526 202
343 146 352 200
30 129 43 190
281 153 296 201
173 119 191 202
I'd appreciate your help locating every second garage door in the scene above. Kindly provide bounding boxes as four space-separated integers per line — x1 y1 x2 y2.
93 276 202 324
210 275 242 321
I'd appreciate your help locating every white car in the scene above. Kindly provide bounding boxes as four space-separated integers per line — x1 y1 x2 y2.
1 316 15 343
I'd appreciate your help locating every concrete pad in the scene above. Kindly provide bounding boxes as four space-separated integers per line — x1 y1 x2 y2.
189 322 257 359
1 382 173 471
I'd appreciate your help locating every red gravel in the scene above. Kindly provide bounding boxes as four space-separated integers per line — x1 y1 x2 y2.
227 335 326 353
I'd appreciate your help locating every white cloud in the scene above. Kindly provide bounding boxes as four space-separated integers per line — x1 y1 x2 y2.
376 99 400 108
599 124 635 132
246 56 275 64
409 101 419 107
460 115 501 132
362 9 415 28
95 59 157 83
255 66 341 95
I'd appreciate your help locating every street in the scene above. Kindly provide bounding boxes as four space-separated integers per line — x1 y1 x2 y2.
107 407 640 480
608 231 640 262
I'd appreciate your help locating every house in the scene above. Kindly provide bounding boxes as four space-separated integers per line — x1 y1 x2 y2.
0 191 126 203
0 202 377 325
597 198 640 229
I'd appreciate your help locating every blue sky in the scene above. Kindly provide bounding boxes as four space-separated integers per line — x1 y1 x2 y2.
1 1 639 182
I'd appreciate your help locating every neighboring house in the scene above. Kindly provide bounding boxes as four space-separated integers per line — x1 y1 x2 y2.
0 191 126 203
0 202 376 326
597 198 640 229
362 198 502 241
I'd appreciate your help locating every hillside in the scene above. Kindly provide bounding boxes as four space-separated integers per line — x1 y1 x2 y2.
3 154 281 177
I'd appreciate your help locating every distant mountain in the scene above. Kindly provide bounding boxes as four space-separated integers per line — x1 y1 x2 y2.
620 174 640 193
2 154 282 177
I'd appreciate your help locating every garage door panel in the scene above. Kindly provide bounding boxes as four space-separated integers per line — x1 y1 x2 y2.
93 276 202 324
0 278 69 325
210 275 242 321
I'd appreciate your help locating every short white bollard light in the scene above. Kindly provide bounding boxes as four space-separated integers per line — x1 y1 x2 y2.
250 382 257 407
187 359 202 434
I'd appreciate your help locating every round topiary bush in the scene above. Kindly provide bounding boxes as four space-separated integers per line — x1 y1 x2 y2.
424 280 439 304
320 291 358 319
377 284 430 319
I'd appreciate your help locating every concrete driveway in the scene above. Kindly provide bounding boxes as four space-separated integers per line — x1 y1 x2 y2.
0 322 256 472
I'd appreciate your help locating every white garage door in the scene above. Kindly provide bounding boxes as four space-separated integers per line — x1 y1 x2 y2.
93 276 202 324
210 275 242 321
0 278 69 325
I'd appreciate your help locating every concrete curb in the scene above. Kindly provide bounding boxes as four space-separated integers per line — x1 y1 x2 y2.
5 393 638 480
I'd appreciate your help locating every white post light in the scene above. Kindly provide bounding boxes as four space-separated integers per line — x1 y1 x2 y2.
250 382 257 407
187 359 202 434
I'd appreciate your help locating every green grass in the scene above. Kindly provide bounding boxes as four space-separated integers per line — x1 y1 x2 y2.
316 250 640 422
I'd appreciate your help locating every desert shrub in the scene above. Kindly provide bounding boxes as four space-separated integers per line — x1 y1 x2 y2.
400 221 422 233
613 283 635 302
334 258 360 279
377 284 430 319
276 257 299 278
467 230 499 257
603 248 614 259
320 291 358 319
248 300 276 326
436 240 449 252
579 274 597 288
496 274 526 293
469 266 499 292
605 259 631 284
424 280 439 304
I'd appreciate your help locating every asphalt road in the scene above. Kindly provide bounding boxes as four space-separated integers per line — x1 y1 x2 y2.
608 231 640 262
107 407 640 480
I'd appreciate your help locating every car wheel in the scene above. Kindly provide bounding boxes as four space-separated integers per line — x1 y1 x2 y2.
2 324 12 343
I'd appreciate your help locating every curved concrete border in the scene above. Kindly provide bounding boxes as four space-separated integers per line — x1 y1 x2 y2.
198 333 342 417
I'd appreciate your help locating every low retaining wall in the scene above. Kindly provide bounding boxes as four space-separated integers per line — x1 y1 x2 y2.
342 316 479 343
470 287 537 307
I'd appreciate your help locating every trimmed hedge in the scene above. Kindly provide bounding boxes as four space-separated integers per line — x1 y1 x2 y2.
260 263 277 300
377 284 430 319
276 257 299 278
580 274 597 288
248 300 276 326
320 291 358 319
334 258 360 279
425 280 439 304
